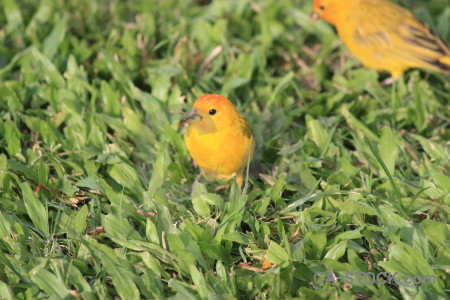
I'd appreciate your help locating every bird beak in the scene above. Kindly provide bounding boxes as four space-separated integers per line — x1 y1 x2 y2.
310 12 320 21
182 108 202 124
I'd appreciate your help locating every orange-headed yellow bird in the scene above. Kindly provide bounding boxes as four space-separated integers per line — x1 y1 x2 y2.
312 0 450 78
183 94 255 188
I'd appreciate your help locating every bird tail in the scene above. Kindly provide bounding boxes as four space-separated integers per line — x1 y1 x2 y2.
437 56 450 74
405 22 450 75
433 32 450 74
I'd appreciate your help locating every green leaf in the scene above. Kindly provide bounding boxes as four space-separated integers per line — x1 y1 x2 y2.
0 211 12 238
378 126 398 178
411 134 446 161
42 16 67 58
0 153 8 189
99 255 140 300
220 232 249 244
75 205 89 234
102 213 143 241
378 205 410 228
324 240 347 260
341 105 379 142
100 81 121 117
267 71 294 106
266 241 290 266
109 162 145 198
3 0 23 32
30 269 75 299
4 120 21 157
379 241 443 295
189 265 214 299
305 227 327 260
0 281 14 300
192 194 210 218
306 115 327 149
30 47 65 87
123 107 142 135
168 279 197 300
145 219 159 244
37 159 49 186
167 232 207 271
148 152 168 195
21 182 48 234
76 175 104 192
421 220 450 247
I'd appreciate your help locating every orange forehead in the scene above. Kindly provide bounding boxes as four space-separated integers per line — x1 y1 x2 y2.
193 94 235 111
313 0 321 11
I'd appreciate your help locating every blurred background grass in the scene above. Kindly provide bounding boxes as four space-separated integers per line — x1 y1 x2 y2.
0 0 449 299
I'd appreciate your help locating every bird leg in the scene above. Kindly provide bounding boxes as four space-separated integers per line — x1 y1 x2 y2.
214 184 230 192
381 76 397 85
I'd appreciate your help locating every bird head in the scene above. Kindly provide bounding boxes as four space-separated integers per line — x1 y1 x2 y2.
182 94 239 135
312 0 339 25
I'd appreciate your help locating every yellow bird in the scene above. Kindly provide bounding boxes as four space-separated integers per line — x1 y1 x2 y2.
312 0 450 78
183 94 255 188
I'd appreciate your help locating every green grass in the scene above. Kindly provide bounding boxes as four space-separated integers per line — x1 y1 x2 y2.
0 0 449 299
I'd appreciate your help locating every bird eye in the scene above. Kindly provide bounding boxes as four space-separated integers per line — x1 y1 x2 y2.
209 109 217 115
319 5 325 10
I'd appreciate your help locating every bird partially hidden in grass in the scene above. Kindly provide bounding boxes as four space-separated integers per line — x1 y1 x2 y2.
182 94 255 188
311 0 450 80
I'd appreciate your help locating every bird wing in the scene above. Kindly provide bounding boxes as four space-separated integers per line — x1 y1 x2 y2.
229 113 255 162
231 114 253 139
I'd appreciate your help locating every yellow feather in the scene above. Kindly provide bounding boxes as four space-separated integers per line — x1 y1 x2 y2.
313 0 450 78
184 94 255 188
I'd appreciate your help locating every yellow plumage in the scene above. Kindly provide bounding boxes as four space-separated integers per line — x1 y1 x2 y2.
312 0 450 78
183 94 255 188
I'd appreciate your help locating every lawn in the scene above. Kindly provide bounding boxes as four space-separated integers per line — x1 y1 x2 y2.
0 0 449 299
